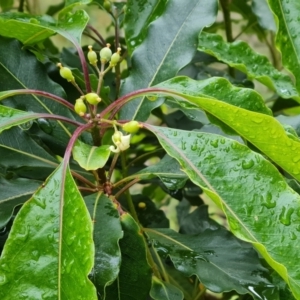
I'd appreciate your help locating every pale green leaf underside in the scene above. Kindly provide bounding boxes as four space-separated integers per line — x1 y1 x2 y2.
267 0 300 93
198 32 300 101
72 140 111 171
146 126 300 299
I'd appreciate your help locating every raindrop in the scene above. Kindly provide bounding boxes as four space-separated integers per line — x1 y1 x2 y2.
296 225 300 232
242 159 254 170
37 118 53 134
279 207 294 226
289 232 297 240
293 156 300 163
251 117 263 124
34 196 46 209
210 139 219 148
66 259 75 274
0 273 7 286
16 225 30 241
47 233 55 243
31 250 39 261
172 131 177 137
191 144 197 151
181 141 186 150
66 233 77 246
263 192 276 209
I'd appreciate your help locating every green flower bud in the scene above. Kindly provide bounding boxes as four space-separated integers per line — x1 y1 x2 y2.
110 47 121 67
103 0 111 11
87 45 98 65
138 202 146 209
100 44 112 63
122 120 140 133
74 98 87 116
85 93 101 105
57 63 74 82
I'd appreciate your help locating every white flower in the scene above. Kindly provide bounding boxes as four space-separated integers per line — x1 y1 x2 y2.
109 131 131 153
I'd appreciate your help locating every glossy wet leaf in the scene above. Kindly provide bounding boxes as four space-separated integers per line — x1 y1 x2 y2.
0 177 41 228
0 37 73 142
268 0 300 93
124 0 168 54
0 10 89 45
157 76 271 115
85 193 123 298
145 126 300 299
0 163 97 299
120 0 218 121
150 276 184 300
105 212 152 300
0 106 53 134
251 0 276 31
198 32 299 101
153 77 300 181
137 155 187 190
146 226 273 297
72 140 111 171
0 127 58 179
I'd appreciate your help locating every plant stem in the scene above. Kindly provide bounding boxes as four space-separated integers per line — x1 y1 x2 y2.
71 171 96 188
113 9 121 98
18 0 25 12
64 122 94 162
83 32 103 47
73 43 92 93
25 113 83 127
220 0 235 78
107 153 120 181
87 24 106 47
1 89 74 110
114 178 140 199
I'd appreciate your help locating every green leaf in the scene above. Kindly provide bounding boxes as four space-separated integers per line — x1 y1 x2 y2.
0 10 88 45
72 140 111 171
146 226 273 297
59 0 93 19
153 77 300 181
0 37 75 143
197 32 300 101
0 0 13 11
0 106 51 133
150 276 184 300
124 0 168 54
145 126 300 299
85 193 123 298
267 0 300 93
120 0 218 121
0 127 58 178
0 177 41 228
0 163 97 299
159 76 271 115
251 0 276 31
137 155 187 190
105 212 152 300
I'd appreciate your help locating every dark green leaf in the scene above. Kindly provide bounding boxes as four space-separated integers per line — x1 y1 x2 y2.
0 0 13 11
0 127 58 178
197 32 299 101
120 0 218 121
0 177 41 228
146 126 300 299
85 193 123 299
105 212 152 300
150 276 184 300
0 163 97 299
124 0 168 54
137 155 187 190
146 227 273 297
